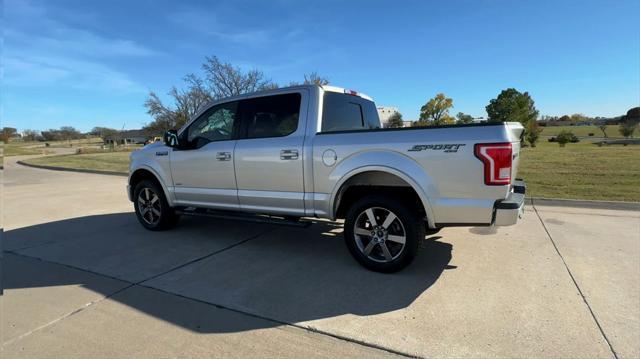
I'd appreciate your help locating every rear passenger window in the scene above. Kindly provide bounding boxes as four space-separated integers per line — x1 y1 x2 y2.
321 92 381 132
240 93 301 139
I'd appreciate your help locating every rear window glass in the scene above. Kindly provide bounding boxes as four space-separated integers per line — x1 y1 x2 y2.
321 92 381 132
240 93 301 139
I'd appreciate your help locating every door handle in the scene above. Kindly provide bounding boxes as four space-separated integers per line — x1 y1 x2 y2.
280 149 299 160
216 152 232 161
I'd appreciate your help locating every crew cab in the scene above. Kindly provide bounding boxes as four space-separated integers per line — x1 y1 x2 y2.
128 85 525 272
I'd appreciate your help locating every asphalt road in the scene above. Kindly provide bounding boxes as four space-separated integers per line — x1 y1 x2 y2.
1 155 639 358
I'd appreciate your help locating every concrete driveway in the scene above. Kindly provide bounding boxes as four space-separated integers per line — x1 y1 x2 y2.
2 156 638 358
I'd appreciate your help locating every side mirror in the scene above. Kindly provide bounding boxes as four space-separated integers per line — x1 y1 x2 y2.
163 130 179 148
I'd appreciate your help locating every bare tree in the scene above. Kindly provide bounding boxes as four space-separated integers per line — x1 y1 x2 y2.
22 129 40 142
144 56 278 135
202 56 276 99
144 56 333 136
289 72 330 86
598 124 608 138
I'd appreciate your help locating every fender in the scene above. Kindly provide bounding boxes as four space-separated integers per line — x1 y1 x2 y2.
128 162 175 207
328 150 438 228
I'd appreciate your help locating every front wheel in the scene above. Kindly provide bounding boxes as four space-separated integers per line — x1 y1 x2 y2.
344 195 425 273
133 180 179 231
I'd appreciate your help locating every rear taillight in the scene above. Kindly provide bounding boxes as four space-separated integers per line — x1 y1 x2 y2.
474 143 512 185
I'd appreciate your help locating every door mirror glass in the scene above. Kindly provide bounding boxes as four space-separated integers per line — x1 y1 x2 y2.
163 130 179 147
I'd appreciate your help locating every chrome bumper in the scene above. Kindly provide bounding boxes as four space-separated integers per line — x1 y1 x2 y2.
493 179 526 226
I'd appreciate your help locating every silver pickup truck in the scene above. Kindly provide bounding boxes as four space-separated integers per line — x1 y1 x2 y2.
128 85 525 272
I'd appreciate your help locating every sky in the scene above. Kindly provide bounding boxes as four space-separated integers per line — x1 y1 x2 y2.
3 0 639 132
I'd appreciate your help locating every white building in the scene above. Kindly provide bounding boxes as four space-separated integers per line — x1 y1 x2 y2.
377 106 400 127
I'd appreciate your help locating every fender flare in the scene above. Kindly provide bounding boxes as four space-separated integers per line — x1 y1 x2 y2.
329 160 437 229
128 165 175 207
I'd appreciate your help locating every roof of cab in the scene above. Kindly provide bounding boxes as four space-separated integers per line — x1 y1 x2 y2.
188 84 373 126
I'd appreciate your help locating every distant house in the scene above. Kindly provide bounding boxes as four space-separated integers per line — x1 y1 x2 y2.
377 106 400 127
103 129 149 145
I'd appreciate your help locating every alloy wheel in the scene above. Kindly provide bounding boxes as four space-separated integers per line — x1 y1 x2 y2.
353 207 406 263
137 187 162 225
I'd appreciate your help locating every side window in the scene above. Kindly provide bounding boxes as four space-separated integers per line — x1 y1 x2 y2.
240 93 301 139
321 92 381 132
187 101 238 148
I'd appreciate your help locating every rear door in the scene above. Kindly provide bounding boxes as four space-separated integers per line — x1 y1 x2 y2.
233 91 308 215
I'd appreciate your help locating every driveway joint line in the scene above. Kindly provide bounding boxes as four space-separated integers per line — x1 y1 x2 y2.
136 282 420 359
136 227 276 285
4 248 416 358
531 200 619 359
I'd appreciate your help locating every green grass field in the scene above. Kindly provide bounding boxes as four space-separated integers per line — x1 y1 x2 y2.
518 141 640 201
20 140 640 202
540 125 623 138
24 151 132 173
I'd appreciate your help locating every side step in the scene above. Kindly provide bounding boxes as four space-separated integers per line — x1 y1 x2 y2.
175 207 312 228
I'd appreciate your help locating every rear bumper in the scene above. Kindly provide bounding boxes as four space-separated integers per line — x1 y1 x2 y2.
493 179 526 226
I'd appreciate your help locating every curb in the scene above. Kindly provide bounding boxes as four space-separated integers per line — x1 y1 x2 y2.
528 197 639 211
17 160 128 177
14 161 640 211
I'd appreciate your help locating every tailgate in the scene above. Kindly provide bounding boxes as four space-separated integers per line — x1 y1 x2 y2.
505 122 524 183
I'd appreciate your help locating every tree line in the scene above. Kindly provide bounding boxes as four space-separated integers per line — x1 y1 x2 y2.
393 90 639 146
0 126 127 144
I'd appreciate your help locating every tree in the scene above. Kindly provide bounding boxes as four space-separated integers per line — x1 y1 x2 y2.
202 56 276 99
144 56 276 135
525 120 543 147
386 112 404 128
303 72 330 86
144 55 331 136
618 107 640 138
59 126 81 142
0 127 17 143
41 130 58 142
570 113 590 123
418 93 454 126
485 88 538 127
455 112 474 124
556 130 576 147
619 122 637 138
598 124 608 138
22 129 40 142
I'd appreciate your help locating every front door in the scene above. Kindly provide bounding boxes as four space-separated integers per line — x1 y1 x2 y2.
170 101 240 209
234 92 307 215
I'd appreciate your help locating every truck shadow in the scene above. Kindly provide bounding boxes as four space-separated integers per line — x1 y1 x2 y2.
3 213 452 334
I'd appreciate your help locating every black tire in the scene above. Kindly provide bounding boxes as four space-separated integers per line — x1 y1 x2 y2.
344 195 425 273
133 180 179 231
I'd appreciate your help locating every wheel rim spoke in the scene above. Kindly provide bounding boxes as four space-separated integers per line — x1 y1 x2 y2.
380 243 393 261
354 227 370 237
387 234 406 244
365 208 377 226
363 240 377 255
151 208 161 217
381 212 396 229
144 188 150 200
150 195 159 204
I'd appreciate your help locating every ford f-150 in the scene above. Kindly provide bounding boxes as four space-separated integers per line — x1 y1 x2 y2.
128 85 525 272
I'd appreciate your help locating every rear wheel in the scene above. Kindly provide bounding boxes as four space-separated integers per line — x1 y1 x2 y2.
133 180 179 230
344 195 424 273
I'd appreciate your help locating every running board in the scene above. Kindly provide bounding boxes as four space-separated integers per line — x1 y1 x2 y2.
175 208 312 228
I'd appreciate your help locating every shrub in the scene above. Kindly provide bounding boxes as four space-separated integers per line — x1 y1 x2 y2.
556 130 578 147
